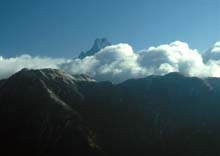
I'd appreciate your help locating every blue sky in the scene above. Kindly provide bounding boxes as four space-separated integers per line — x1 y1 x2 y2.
0 0 220 58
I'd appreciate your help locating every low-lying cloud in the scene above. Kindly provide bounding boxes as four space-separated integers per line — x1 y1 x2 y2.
0 55 66 79
1 41 220 82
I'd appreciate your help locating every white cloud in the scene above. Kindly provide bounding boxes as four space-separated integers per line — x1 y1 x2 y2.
1 41 220 83
203 42 220 61
62 41 220 82
138 41 206 76
61 44 145 82
211 42 220 53
0 55 66 79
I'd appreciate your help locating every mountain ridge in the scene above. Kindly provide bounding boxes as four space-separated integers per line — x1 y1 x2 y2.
0 68 104 156
1 68 220 156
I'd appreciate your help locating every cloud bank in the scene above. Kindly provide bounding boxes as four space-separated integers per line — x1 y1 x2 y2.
0 55 66 79
1 41 220 82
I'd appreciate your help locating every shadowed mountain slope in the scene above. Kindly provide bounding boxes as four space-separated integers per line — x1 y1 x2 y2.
1 69 220 156
0 68 103 156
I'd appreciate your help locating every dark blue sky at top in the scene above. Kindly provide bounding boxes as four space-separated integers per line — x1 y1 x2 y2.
0 0 219 58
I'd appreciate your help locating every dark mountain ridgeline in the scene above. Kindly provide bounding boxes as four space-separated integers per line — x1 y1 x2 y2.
1 69 220 155
0 69 103 156
78 72 220 156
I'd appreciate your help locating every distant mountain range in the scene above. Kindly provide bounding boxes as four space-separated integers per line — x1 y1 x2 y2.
1 69 220 155
78 38 111 59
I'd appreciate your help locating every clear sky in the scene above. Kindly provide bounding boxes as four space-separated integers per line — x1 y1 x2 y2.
0 0 220 58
